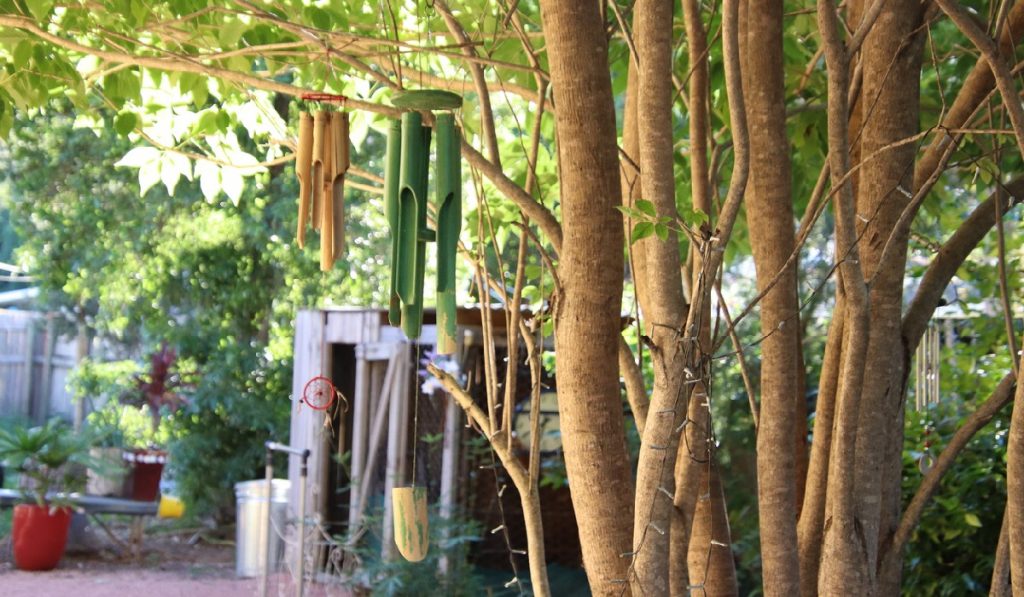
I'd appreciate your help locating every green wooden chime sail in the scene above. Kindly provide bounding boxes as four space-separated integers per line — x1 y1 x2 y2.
384 91 462 353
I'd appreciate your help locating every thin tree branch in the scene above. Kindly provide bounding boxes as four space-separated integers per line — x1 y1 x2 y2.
902 177 1024 351
933 0 1024 157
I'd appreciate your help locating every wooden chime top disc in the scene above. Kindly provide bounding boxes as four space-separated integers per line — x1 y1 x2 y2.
391 89 462 111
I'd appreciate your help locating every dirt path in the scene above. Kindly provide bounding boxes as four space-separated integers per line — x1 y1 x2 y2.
0 566 257 597
0 520 352 597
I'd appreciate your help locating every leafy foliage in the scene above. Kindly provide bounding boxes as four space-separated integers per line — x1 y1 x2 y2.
0 418 92 506
901 403 1008 595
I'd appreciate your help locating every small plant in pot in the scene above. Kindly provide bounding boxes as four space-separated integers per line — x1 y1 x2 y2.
0 419 91 571
71 359 140 497
84 405 128 497
119 343 189 502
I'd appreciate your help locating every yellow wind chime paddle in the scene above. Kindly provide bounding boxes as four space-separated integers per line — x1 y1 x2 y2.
294 95 350 271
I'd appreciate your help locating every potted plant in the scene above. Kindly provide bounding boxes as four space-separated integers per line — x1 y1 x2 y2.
0 419 91 571
84 404 128 497
119 343 189 501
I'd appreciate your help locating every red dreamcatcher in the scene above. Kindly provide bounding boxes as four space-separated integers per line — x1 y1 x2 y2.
301 375 338 411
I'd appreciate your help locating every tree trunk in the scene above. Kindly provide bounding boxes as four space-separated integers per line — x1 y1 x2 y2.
671 0 711 590
797 294 845 595
851 4 923 589
992 503 1011 596
741 0 802 593
630 0 689 593
537 2 635 593
1008 352 1024 591
815 0 873 592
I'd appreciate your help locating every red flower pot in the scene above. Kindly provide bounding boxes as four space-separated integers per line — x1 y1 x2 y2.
11 504 72 571
123 449 167 502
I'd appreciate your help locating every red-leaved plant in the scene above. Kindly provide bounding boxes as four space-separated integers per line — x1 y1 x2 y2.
121 343 190 436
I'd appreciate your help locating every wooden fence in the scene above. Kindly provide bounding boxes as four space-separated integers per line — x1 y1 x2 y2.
0 309 79 423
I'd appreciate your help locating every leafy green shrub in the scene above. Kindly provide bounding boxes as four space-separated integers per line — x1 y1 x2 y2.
166 342 291 521
75 359 174 448
900 402 1007 595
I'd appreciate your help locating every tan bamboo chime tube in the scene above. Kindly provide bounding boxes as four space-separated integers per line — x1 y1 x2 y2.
295 108 349 270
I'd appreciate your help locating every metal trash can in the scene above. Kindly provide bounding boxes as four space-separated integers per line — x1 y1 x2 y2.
235 478 291 578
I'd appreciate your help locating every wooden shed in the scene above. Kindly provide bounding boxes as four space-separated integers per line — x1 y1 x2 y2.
285 306 583 578
286 306 505 560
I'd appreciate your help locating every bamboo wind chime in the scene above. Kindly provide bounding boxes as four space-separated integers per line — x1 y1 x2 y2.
295 106 350 271
384 88 463 563
385 91 463 353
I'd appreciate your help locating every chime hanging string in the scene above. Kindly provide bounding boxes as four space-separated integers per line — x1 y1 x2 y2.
411 342 421 489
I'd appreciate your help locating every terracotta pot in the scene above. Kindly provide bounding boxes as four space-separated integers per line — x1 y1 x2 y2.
123 449 167 502
12 504 72 571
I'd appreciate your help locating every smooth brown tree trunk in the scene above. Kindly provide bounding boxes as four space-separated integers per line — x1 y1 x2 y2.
851 4 923 591
741 0 802 593
630 0 688 593
1008 352 1024 591
815 0 873 592
671 0 711 591
537 2 635 593
797 294 845 595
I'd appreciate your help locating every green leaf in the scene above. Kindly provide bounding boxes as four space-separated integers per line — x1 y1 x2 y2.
655 223 669 241
219 19 247 49
191 77 209 107
964 513 982 528
614 205 638 218
191 110 219 136
684 207 709 227
216 109 231 132
303 6 332 30
114 111 138 136
635 198 657 218
12 41 32 69
631 221 654 244
25 0 54 22
129 0 149 27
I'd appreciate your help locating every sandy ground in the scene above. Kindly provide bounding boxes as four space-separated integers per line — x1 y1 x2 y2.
0 519 352 597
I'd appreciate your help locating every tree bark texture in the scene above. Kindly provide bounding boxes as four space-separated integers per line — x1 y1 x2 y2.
537 2 635 593
677 0 746 590
797 294 845 595
741 0 802 593
630 0 689 593
815 0 874 592
852 3 924 587
1008 352 1024 591
671 0 712 591
620 58 651 436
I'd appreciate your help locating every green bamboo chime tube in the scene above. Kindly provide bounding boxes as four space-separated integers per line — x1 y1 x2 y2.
385 90 462 344
396 111 428 339
434 113 461 354
384 120 403 326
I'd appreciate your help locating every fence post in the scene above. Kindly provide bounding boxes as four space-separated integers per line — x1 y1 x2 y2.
36 315 56 423
20 320 35 420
